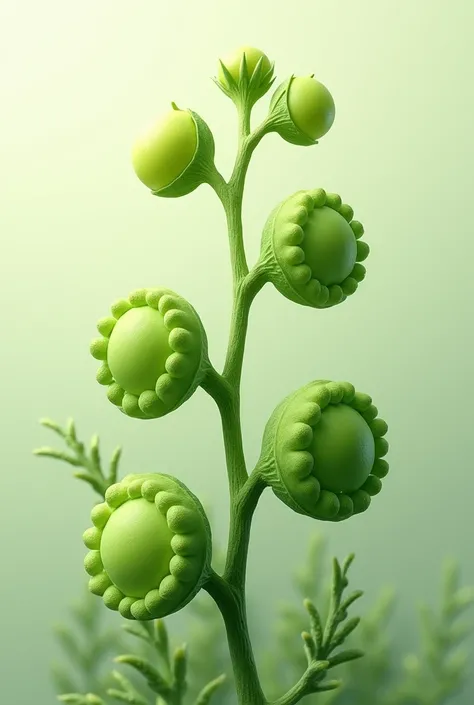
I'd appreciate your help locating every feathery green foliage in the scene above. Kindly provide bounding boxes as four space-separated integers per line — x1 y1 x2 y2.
52 524 474 705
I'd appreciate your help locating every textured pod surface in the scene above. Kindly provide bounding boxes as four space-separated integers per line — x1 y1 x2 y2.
90 287 208 419
132 103 215 198
259 380 389 521
83 473 212 620
260 188 368 309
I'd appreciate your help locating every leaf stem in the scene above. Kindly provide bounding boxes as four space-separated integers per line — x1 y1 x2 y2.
272 660 330 705
200 100 271 705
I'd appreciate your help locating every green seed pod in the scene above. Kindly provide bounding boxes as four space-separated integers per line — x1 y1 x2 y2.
260 188 368 309
268 75 335 146
258 380 389 522
214 45 275 108
90 287 208 419
131 102 216 198
83 473 212 620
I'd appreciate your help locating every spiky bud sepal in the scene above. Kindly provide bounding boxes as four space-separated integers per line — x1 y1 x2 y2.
214 47 275 110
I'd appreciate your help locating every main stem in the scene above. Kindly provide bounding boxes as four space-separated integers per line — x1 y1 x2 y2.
203 102 270 705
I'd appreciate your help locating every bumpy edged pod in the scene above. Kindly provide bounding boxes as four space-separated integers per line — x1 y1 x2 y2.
257 380 389 522
90 287 208 419
83 473 212 620
260 188 369 309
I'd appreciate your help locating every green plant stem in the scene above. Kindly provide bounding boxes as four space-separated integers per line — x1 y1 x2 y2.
223 265 266 387
204 571 267 705
272 662 328 705
201 368 247 497
209 111 271 291
237 99 252 141
224 470 267 589
201 104 272 705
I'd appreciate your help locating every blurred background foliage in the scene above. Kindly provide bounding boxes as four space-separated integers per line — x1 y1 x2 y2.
52 532 474 704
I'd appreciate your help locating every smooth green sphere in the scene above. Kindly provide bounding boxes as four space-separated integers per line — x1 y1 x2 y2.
311 405 375 493
100 498 174 598
132 108 197 191
107 306 172 396
288 76 335 140
302 206 357 286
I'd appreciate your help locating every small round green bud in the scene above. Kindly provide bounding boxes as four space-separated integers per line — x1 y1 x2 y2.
260 188 369 309
258 380 389 522
90 287 208 419
218 45 272 85
267 75 335 146
83 473 212 620
215 45 275 108
132 103 216 198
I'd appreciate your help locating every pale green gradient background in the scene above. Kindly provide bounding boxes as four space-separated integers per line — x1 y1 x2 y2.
1 0 473 702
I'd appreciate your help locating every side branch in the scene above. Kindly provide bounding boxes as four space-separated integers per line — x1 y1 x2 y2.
224 469 267 589
223 264 266 387
272 660 331 705
200 366 248 495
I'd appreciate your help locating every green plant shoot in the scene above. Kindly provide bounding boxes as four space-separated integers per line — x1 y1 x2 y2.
36 45 391 705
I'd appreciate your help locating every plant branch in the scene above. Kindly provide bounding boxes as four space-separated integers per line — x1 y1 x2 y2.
201 367 248 497
207 112 271 291
269 555 364 705
223 264 266 387
199 99 271 705
204 571 266 705
34 418 120 497
224 469 267 589
272 660 331 705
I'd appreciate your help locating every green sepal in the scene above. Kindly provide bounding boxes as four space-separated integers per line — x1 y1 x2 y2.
152 108 216 198
213 54 275 110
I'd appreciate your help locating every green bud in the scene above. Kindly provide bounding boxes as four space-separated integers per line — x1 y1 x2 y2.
83 473 212 620
259 188 368 309
268 75 335 145
90 287 208 419
258 380 389 522
132 103 216 197
214 45 275 108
